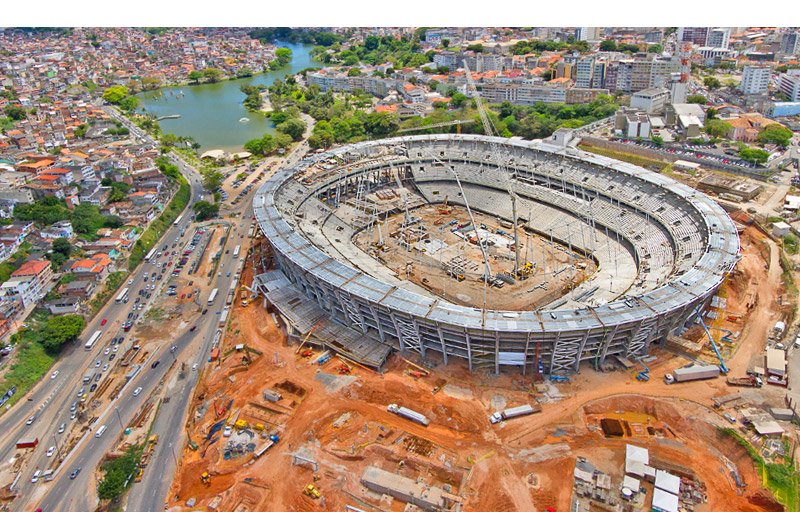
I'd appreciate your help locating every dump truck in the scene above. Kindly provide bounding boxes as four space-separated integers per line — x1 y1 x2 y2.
489 404 541 424
664 364 720 384
726 375 762 387
387 404 430 426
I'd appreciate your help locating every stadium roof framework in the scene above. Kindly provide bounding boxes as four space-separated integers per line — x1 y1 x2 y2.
253 134 739 374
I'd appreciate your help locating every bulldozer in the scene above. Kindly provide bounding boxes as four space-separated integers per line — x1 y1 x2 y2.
515 261 534 280
303 484 321 499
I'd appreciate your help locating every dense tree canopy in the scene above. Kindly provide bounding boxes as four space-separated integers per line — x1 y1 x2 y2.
704 119 733 138
102 85 129 105
193 200 219 221
758 124 793 146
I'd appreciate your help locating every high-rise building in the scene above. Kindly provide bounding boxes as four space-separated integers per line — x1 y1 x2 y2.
575 27 599 42
740 65 772 95
575 57 595 88
781 31 800 56
677 27 709 46
706 28 731 49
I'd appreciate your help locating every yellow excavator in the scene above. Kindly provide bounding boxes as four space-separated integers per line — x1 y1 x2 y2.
303 484 321 499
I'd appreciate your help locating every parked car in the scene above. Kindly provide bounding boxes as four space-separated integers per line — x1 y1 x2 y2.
89 383 97 392
100 318 107 326
58 423 66 434
151 361 160 369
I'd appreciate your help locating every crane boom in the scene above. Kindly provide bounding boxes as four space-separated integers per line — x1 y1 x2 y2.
463 62 496 138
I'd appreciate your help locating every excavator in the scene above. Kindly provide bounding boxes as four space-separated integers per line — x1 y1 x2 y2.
438 195 452 215
303 484 321 499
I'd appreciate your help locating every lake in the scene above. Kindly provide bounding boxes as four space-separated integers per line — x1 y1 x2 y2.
137 42 316 152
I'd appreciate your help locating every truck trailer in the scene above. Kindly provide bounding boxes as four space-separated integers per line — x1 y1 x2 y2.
664 365 720 384
387 404 430 426
726 375 762 387
489 404 541 424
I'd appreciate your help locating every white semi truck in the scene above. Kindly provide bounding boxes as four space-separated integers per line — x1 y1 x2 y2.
387 404 430 426
489 404 541 424
664 364 720 384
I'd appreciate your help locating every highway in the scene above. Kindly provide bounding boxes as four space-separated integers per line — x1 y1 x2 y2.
0 112 203 511
3 107 311 511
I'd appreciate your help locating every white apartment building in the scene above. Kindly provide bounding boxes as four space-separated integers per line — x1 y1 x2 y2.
740 65 772 95
630 88 671 114
778 72 800 102
575 57 595 88
706 28 731 50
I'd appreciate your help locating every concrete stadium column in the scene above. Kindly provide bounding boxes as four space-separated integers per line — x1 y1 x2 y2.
436 324 448 365
573 331 591 372
464 330 474 372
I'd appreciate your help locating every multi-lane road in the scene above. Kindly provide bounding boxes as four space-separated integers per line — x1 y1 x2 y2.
2 110 311 511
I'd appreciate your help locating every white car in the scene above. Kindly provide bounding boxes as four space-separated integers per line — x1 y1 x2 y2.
31 470 41 483
58 423 66 434
46 446 55 457
113 346 119 353
192 363 199 371
104 348 111 355
128 279 134 285
51 370 59 379
133 387 142 397
102 364 109 372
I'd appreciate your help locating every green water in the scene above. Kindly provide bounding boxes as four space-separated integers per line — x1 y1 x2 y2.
137 42 316 152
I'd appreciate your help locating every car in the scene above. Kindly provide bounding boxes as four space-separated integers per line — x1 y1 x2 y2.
31 470 41 483
192 363 199 371
51 370 59 379
46 446 55 457
202 309 208 315
151 360 160 369
95 360 101 368
128 279 134 285
58 423 66 434
104 347 110 355
70 401 77 412
109 354 116 361
70 411 77 420
113 345 119 352
190 326 197 332
133 387 142 397
77 387 84 397
26 415 36 425
95 373 101 382
102 364 109 372
218 272 222 277
89 383 97 392
226 272 231 278
100 318 107 326
127 313 134 320
69 467 81 480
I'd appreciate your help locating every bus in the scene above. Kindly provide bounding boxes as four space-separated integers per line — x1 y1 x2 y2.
173 214 184 226
144 247 157 262
232 245 241 258
207 288 218 306
84 330 103 351
115 287 130 304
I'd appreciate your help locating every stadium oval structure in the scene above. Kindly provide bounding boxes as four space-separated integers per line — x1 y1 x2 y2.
254 134 740 374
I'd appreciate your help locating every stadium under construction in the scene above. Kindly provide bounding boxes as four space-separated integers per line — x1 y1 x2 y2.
252 134 740 374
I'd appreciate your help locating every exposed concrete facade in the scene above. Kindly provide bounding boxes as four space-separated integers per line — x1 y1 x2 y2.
253 135 739 374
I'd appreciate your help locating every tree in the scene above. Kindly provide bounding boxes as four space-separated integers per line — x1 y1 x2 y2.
41 314 85 353
102 85 129 105
686 94 707 104
738 145 769 164
74 124 88 138
140 76 161 90
599 40 617 51
277 118 307 141
193 200 219 221
451 92 468 108
188 70 203 84
647 44 663 54
704 119 732 138
466 44 484 53
703 76 721 90
236 67 254 78
52 237 72 259
3 105 26 121
758 124 793 147
202 67 223 83
347 67 362 77
119 96 139 113
203 171 224 191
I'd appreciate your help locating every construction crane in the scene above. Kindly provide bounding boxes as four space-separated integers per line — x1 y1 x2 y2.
397 119 475 133
463 62 498 138
696 310 730 374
